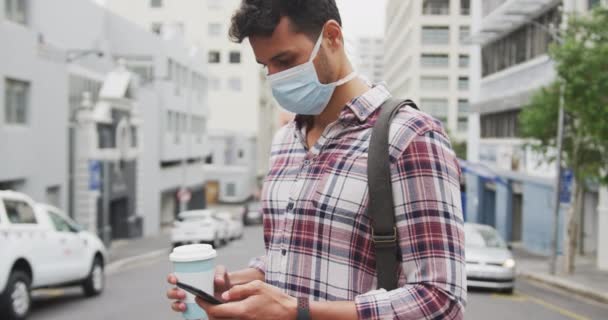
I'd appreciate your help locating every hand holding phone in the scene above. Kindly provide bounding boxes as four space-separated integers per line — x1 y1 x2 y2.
176 281 224 305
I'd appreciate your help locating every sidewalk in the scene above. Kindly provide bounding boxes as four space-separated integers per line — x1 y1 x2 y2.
512 245 608 304
107 228 171 264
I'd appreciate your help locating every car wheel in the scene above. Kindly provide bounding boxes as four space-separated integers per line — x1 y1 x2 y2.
82 256 104 297
501 287 514 295
0 270 31 320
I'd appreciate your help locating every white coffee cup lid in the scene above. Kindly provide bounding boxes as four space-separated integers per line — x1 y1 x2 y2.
170 244 217 262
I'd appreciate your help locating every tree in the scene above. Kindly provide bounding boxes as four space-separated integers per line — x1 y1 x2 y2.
519 7 608 274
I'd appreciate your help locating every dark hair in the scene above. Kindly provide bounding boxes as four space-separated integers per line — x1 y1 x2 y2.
229 0 342 43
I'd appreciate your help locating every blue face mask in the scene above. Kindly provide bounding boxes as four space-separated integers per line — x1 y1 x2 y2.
267 30 357 115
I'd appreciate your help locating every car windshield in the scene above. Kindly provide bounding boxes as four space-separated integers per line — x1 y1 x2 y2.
465 225 507 249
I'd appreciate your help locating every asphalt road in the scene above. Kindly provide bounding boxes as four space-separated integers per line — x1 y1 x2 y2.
29 226 608 320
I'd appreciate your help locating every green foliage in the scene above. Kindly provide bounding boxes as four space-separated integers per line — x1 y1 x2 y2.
519 7 608 184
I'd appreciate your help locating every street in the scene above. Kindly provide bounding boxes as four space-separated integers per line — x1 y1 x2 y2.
29 226 608 320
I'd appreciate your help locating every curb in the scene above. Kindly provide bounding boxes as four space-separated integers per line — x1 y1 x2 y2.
518 271 608 305
106 249 169 275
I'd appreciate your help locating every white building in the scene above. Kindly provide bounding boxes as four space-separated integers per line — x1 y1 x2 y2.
353 37 385 83
385 0 472 141
1 0 209 239
467 0 606 269
106 0 265 203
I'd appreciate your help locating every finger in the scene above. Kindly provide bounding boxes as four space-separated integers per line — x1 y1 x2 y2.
171 301 186 312
222 280 264 302
214 265 227 285
167 274 178 285
166 288 186 300
195 297 245 319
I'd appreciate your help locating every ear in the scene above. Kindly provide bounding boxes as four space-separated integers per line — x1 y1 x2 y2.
323 20 344 51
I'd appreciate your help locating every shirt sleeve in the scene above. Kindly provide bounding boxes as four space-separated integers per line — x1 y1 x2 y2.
355 130 467 320
248 255 267 275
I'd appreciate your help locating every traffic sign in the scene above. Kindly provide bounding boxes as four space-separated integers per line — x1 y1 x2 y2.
559 169 573 204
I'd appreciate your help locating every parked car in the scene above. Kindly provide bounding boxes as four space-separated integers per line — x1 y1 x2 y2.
242 201 263 226
171 210 222 248
212 212 231 245
464 223 516 294
214 211 243 240
0 191 108 320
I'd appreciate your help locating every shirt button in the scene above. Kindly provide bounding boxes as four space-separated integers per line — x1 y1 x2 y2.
303 160 310 166
281 249 287 256
286 202 294 211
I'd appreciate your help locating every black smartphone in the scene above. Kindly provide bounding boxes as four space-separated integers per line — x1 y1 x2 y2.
176 281 224 305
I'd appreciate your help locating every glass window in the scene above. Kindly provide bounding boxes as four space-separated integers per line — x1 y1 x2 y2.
48 211 72 232
421 26 450 45
421 98 449 123
228 77 242 91
421 54 449 68
5 0 27 25
459 26 471 44
150 0 162 8
465 225 507 248
151 22 162 35
458 76 469 90
208 51 221 63
229 51 241 64
461 0 471 15
422 0 450 15
3 199 37 224
459 54 469 68
208 23 222 36
420 76 449 90
4 78 30 125
458 99 470 115
226 183 236 197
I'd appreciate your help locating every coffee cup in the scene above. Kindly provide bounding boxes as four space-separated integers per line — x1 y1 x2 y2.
170 244 217 320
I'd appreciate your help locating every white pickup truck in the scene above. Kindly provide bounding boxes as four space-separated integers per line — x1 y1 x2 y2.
0 191 108 320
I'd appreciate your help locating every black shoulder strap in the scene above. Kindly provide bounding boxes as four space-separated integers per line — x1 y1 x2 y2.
367 98 418 290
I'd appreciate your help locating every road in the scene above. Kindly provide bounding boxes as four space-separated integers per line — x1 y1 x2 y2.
29 226 608 320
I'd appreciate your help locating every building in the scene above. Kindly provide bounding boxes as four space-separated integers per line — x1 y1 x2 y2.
467 0 606 269
1 0 209 240
106 0 263 203
353 37 385 83
385 0 472 141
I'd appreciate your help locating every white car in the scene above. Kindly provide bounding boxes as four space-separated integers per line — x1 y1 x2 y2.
242 201 263 226
212 212 231 245
214 211 243 241
171 210 222 248
0 191 108 320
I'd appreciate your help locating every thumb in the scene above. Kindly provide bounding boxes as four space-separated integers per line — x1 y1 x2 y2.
222 280 264 302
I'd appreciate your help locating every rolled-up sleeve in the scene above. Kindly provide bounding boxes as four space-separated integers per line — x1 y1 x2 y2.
355 130 467 320
247 255 267 275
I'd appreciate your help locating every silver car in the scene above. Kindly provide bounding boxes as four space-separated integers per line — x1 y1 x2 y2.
464 223 516 294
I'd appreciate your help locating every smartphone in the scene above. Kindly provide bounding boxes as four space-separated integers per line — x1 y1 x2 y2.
176 281 224 305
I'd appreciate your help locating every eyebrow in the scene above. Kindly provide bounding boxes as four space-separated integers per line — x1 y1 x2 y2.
257 51 291 65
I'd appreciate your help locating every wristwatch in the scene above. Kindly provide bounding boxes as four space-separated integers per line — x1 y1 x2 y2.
296 297 311 320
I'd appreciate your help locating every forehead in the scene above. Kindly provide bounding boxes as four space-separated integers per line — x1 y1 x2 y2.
249 16 315 63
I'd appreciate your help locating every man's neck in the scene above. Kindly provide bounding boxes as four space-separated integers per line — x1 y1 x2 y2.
311 74 371 129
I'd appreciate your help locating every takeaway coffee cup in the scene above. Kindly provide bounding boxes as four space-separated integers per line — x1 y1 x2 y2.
170 244 217 320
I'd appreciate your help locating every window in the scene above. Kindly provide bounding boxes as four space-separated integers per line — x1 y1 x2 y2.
421 54 449 68
421 98 448 123
458 99 469 132
229 51 241 64
421 26 450 45
422 0 450 15
461 0 471 15
459 26 470 44
3 199 36 224
226 183 236 197
459 54 469 68
208 23 222 36
167 111 173 132
421 76 449 90
208 51 221 63
5 0 27 25
4 78 30 125
150 0 162 8
151 22 162 35
228 77 242 91
481 110 521 138
458 76 469 90
48 211 72 232
238 150 244 159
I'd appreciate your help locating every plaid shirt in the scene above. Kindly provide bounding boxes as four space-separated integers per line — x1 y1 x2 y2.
249 84 467 319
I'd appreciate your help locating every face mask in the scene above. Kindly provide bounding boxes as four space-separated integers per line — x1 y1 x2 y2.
267 30 357 115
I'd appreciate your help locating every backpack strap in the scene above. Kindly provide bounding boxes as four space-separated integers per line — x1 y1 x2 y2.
367 98 418 290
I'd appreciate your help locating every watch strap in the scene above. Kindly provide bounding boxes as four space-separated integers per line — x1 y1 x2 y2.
296 297 311 320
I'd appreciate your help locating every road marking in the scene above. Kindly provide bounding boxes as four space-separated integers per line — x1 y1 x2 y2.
491 291 591 320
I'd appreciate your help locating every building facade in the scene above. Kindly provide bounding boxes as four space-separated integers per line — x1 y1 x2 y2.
467 0 607 269
1 0 210 239
385 0 472 141
353 37 385 83
106 0 263 203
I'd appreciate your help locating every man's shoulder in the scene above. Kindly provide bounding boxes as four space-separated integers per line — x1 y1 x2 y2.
385 102 450 157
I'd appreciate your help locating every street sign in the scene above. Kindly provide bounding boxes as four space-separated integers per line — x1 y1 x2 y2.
559 168 573 204
177 188 192 203
89 160 102 191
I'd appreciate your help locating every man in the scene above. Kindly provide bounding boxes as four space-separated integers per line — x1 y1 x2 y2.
167 0 467 319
